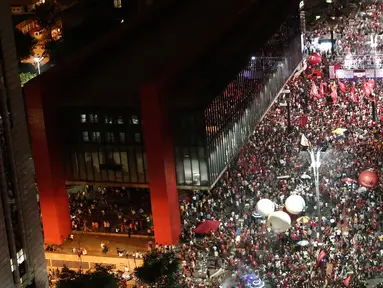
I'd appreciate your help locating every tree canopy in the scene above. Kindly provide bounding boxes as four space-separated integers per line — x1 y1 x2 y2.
13 29 36 61
20 72 37 87
56 264 122 288
34 1 60 39
134 250 184 288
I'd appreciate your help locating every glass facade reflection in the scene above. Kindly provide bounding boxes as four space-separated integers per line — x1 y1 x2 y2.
61 18 301 189
62 108 148 185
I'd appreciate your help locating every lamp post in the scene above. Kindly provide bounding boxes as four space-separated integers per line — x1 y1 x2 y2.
309 148 322 239
33 57 42 75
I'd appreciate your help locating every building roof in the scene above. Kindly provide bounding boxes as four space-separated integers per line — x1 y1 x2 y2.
25 0 298 110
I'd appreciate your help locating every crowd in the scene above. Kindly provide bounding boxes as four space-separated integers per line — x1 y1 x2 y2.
61 2 383 288
175 3 383 288
67 186 153 237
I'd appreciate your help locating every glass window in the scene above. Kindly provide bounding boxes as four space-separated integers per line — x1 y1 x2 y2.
117 116 124 124
132 115 139 124
134 132 141 143
82 131 89 142
91 132 101 142
114 0 122 8
89 114 97 123
105 116 113 124
106 132 115 143
16 249 25 265
119 132 126 143
81 114 86 123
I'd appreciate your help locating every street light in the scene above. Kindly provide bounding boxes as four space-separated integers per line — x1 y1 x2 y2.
33 57 42 75
308 148 322 239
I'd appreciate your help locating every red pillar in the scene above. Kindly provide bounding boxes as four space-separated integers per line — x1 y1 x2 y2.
140 83 181 245
24 81 71 244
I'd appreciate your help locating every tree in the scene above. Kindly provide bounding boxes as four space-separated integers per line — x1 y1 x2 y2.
20 72 37 87
34 1 60 40
44 38 63 63
13 29 36 61
134 250 184 288
56 264 122 288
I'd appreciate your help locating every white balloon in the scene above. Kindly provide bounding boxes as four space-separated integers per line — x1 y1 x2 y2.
285 195 306 215
267 211 291 233
256 198 275 217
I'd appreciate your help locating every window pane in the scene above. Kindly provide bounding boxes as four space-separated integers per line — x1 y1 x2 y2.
85 152 94 180
134 132 141 143
183 148 192 184
81 114 86 123
136 149 145 183
107 132 115 143
132 115 139 124
119 132 126 143
120 152 130 182
117 116 124 124
128 147 137 182
105 116 113 124
82 131 89 142
92 152 101 181
92 132 101 142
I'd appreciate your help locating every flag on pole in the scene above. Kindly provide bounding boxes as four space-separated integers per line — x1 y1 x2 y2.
331 83 338 104
343 274 352 287
337 78 346 93
310 80 319 98
319 80 324 97
300 134 311 147
350 86 357 102
316 249 327 266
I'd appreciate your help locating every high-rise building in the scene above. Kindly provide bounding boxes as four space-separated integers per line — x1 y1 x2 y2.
0 0 48 287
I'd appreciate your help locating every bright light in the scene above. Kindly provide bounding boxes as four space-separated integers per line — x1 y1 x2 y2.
316 15 321 20
318 42 332 52
326 0 332 3
251 56 256 60
34 57 41 62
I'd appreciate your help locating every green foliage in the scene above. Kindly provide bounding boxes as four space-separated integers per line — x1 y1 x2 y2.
20 72 37 87
56 264 122 288
13 29 36 60
134 250 184 288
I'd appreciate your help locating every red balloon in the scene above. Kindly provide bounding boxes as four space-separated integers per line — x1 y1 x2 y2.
359 170 379 188
308 53 322 65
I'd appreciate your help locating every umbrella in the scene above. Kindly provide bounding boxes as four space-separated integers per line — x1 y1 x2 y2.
308 52 322 65
194 220 220 234
332 128 347 135
297 216 310 224
341 177 356 183
298 240 310 246
241 273 265 288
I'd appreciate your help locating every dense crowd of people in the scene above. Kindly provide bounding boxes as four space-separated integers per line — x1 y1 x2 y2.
61 2 383 288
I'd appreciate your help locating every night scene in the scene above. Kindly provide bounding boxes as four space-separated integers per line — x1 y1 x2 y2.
0 0 382 287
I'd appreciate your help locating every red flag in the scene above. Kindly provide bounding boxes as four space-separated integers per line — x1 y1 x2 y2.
316 249 327 266
344 274 352 287
363 80 373 96
311 80 319 98
350 86 358 102
337 78 346 93
319 81 324 97
331 83 338 104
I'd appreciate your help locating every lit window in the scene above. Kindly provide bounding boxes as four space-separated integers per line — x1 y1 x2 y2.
119 132 126 143
81 114 86 123
88 114 98 123
91 132 101 142
10 259 14 272
105 116 113 124
132 115 139 124
106 132 115 143
16 249 25 265
114 0 122 8
134 132 141 143
83 132 89 142
117 116 124 124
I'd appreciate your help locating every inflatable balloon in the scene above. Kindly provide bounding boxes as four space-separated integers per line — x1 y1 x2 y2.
267 211 291 233
359 170 379 188
285 195 306 215
308 52 322 65
256 199 275 217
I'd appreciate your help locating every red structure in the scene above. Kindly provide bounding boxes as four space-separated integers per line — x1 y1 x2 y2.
140 83 181 244
24 80 71 244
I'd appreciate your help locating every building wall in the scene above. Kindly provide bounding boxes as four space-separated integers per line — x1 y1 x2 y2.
0 0 48 286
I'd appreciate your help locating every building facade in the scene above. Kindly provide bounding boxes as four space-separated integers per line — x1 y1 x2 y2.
24 0 301 245
0 0 48 287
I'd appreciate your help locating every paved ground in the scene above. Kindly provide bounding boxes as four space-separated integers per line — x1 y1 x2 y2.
56 233 150 257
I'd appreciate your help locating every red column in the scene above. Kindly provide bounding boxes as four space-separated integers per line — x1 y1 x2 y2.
140 83 181 245
24 81 71 244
